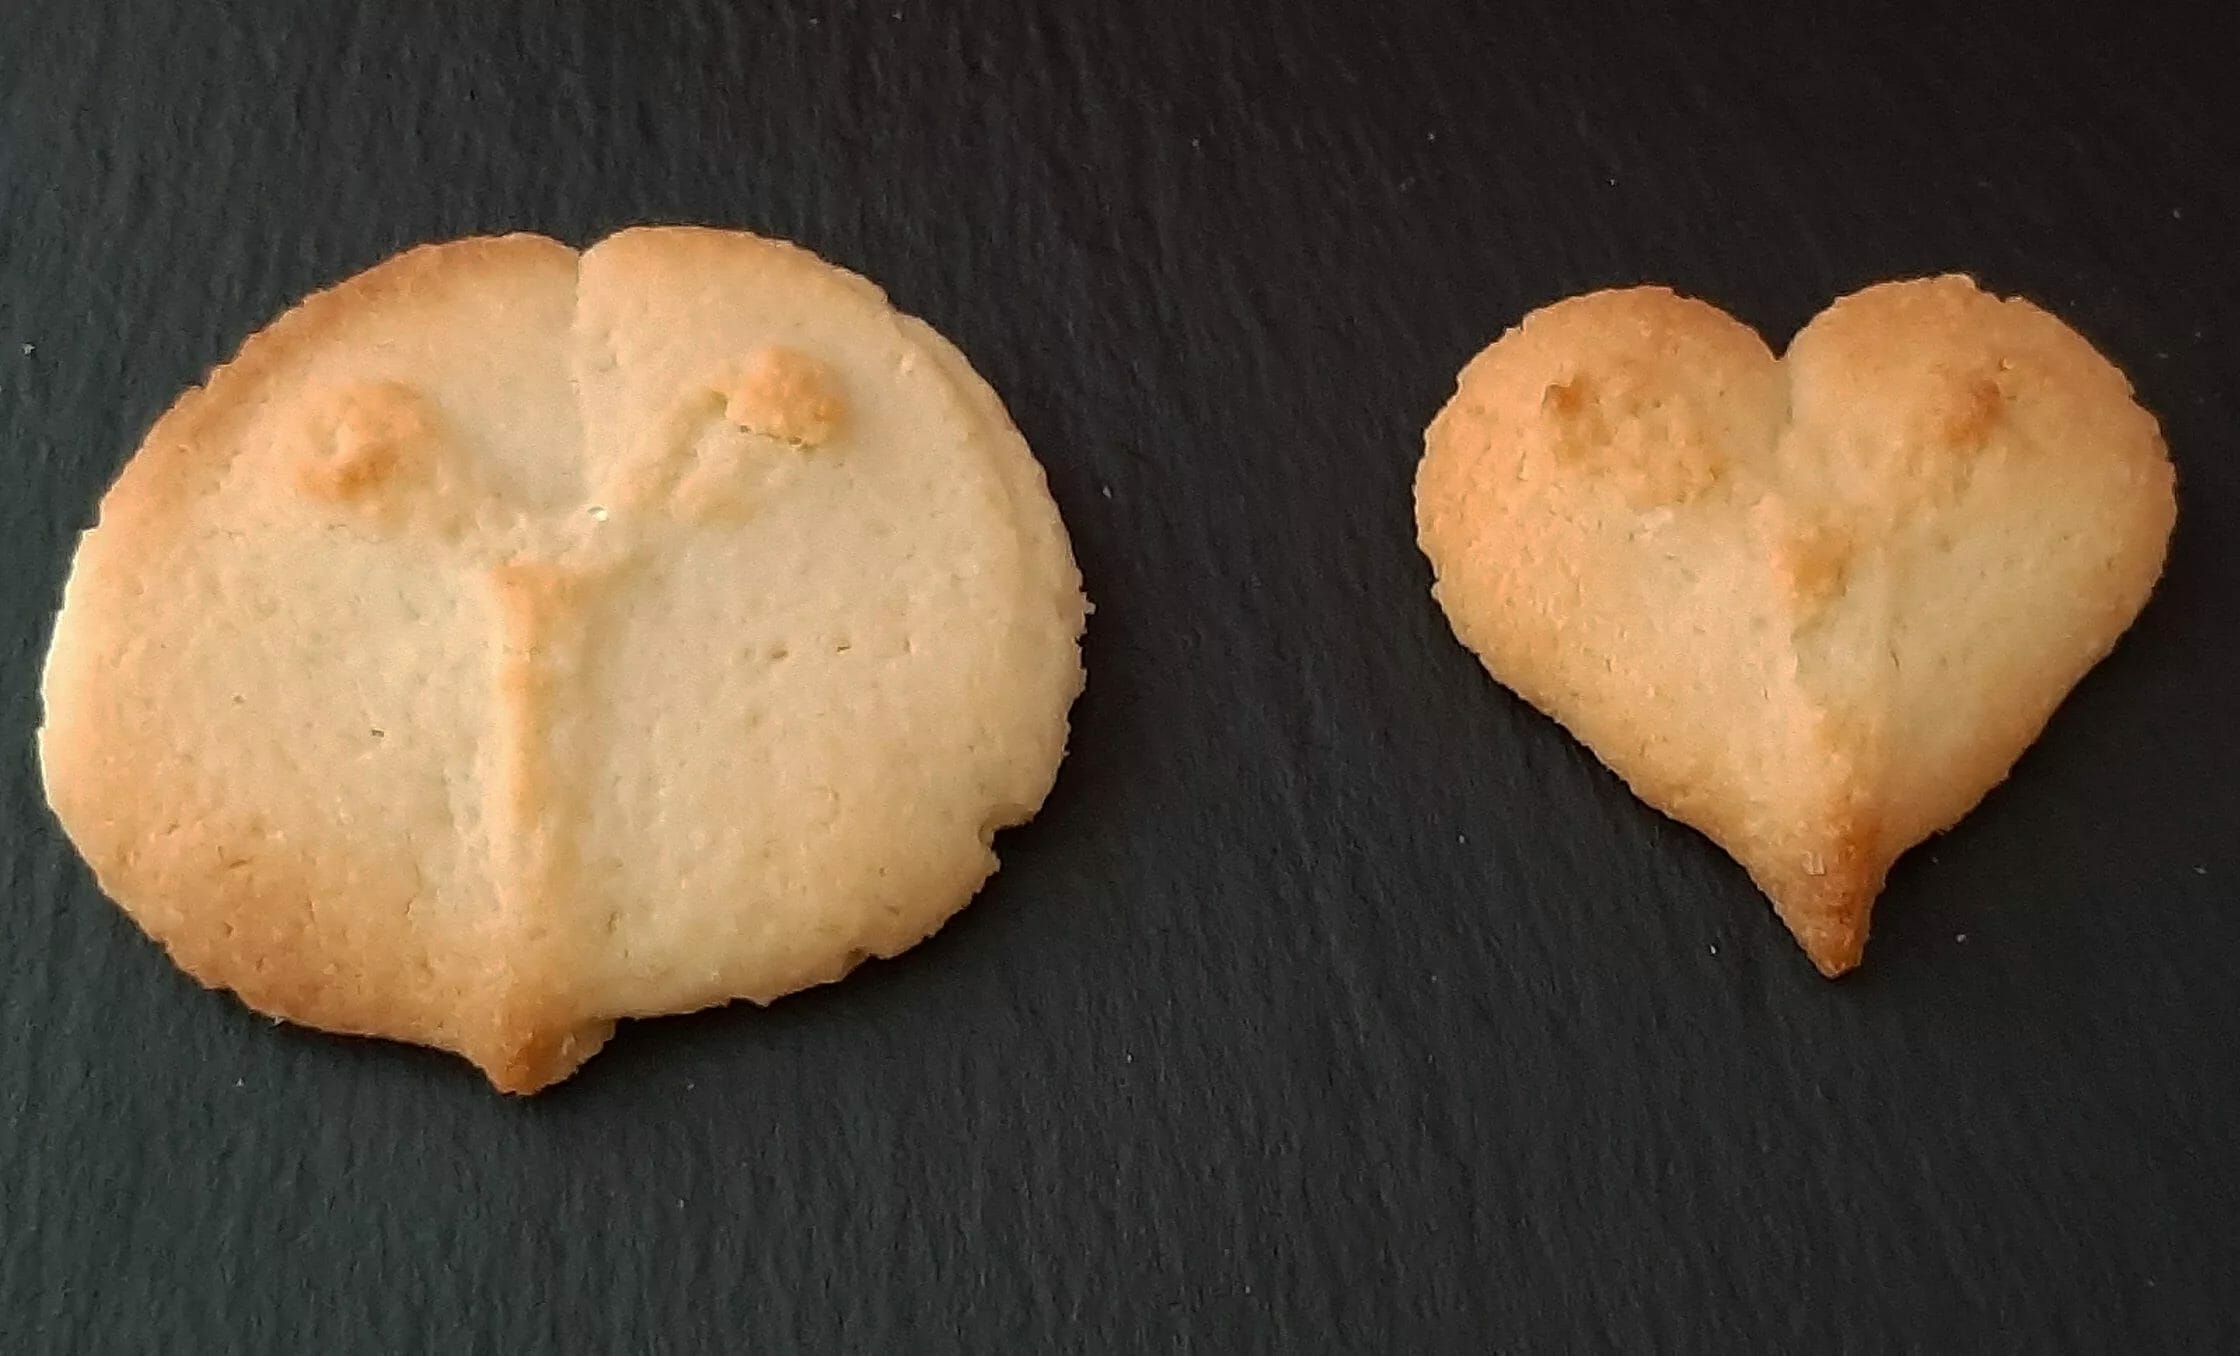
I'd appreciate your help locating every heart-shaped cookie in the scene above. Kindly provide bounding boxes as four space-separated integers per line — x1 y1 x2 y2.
39 228 1087 1090
1416 278 2173 974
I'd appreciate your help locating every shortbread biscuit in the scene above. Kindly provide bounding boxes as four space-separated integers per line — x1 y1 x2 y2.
40 228 1088 1091
1417 278 2173 975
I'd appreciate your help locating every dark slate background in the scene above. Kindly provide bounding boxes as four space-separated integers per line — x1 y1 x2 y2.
4 2 2236 1351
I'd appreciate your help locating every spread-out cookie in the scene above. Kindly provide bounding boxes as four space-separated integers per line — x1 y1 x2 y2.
39 227 1088 1091
1416 277 2173 975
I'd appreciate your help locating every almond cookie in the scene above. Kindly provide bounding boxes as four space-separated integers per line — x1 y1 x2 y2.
1417 278 2172 974
40 227 1088 1090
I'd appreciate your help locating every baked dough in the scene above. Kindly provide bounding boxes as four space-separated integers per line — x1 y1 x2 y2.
40 227 1087 1090
1417 278 2173 974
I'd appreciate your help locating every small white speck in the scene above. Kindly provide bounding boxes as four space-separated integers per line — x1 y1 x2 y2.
1709 944 1718 956
2172 207 2183 219
234 1078 245 1088
2195 865 2208 875
588 504 609 521
1956 933 1969 943
1457 832 1467 844
1426 131 1438 142
1099 485 1112 499
1190 136 1201 148
1123 1051 1133 1064
18 342 31 356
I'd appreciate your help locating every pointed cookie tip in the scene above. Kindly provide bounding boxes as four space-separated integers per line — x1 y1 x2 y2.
1750 855 1881 979
1801 932 1867 978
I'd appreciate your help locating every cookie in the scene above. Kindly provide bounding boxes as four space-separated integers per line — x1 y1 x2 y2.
39 227 1088 1091
1416 277 2173 975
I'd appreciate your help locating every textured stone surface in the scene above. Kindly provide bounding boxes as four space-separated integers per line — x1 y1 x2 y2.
3 1 2237 1350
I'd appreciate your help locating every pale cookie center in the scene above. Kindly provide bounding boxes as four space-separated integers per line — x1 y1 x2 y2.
269 344 862 1042
282 346 855 929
